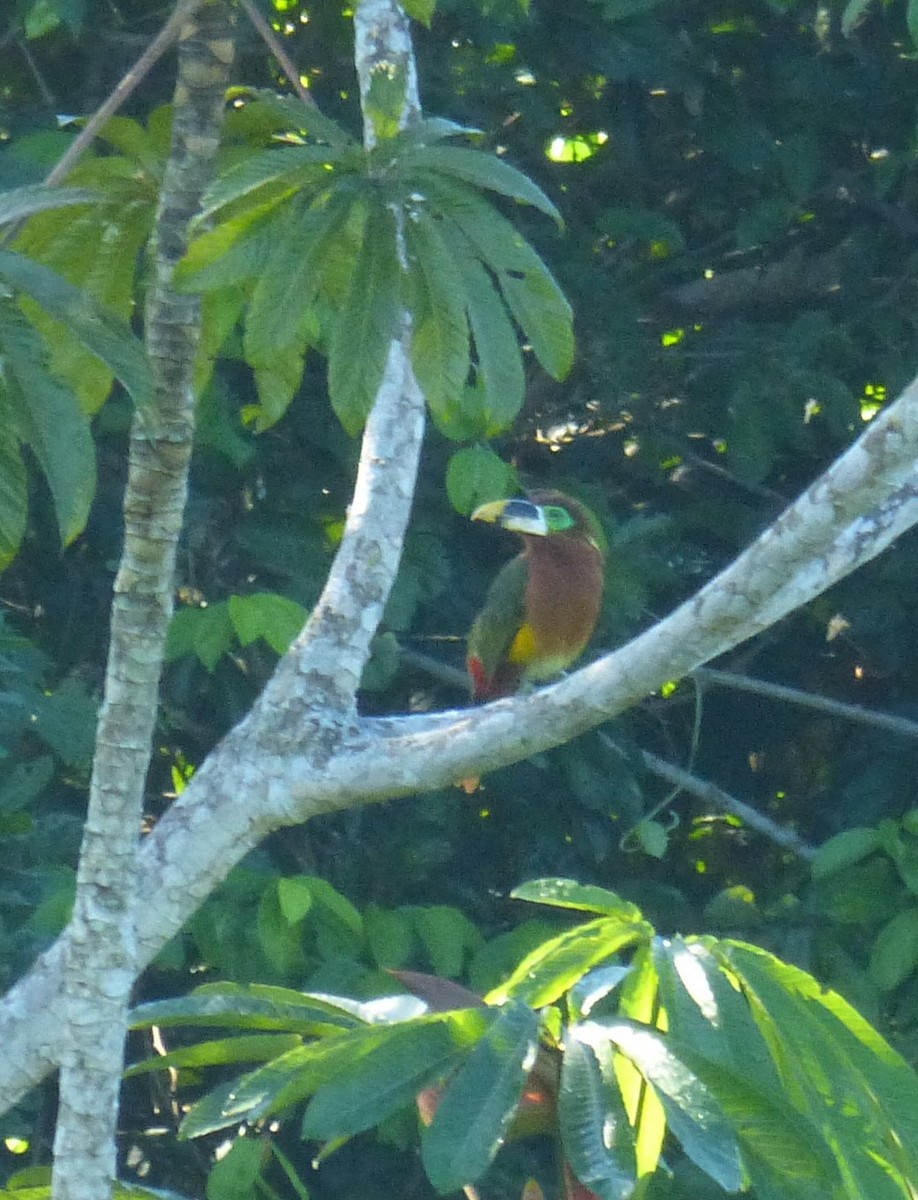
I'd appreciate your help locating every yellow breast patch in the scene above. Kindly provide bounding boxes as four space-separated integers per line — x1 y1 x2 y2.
508 622 538 665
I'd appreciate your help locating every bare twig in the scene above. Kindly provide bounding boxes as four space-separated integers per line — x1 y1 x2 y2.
238 0 316 107
639 749 817 860
694 667 918 740
44 0 203 189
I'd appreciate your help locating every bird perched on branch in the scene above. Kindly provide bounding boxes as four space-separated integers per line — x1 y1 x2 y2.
467 490 605 701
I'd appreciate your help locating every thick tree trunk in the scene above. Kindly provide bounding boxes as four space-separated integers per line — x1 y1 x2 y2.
50 5 234 1198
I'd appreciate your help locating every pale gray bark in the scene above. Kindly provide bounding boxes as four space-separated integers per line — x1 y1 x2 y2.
4 0 918 1142
50 5 234 1199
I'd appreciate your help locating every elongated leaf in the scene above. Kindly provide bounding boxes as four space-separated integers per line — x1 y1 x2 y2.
199 145 353 222
0 398 28 571
811 827 882 880
125 1034 304 1077
130 986 363 1035
513 880 645 921
328 199 403 434
487 917 649 1008
0 185 95 227
403 145 563 226
0 304 95 545
422 1001 541 1194
560 1031 636 1200
411 173 573 378
405 209 470 425
244 189 353 365
0 250 151 406
302 1009 489 1139
614 945 666 1182
176 206 287 291
450 250 524 434
599 1019 743 1193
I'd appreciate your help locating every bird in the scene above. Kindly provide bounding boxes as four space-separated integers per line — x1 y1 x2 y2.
467 490 605 701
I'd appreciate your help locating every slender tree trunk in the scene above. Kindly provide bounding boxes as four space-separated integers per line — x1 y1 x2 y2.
51 5 234 1198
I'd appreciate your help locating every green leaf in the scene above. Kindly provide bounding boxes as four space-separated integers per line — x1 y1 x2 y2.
243 189 354 366
0 305 95 546
0 250 152 406
559 1031 636 1200
165 604 233 672
486 916 649 1008
404 146 563 226
811 827 881 880
302 1011 488 1139
512 879 645 921
364 904 415 969
365 63 408 141
176 207 285 292
453 255 524 433
446 445 516 515
277 876 315 925
410 906 483 978
614 946 666 1181
198 145 353 223
228 593 307 655
0 185 94 227
130 986 363 1035
841 0 877 37
31 676 98 770
406 210 470 426
328 200 403 434
870 906 918 992
600 1019 743 1192
421 1002 540 1193
402 0 436 25
125 1034 304 1077
0 411 28 571
206 1136 266 1200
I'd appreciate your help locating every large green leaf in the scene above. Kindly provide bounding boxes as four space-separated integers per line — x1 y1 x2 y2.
301 1009 489 1139
130 984 364 1035
599 1019 743 1193
513 879 645 921
0 185 95 227
0 249 152 406
402 145 563 226
487 916 649 1008
0 303 95 546
405 208 470 426
198 145 354 223
0 397 28 571
421 1001 541 1194
175 206 287 292
243 189 354 366
451 252 524 434
614 945 666 1184
411 173 573 378
327 199 403 434
560 1029 636 1200
125 1034 304 1077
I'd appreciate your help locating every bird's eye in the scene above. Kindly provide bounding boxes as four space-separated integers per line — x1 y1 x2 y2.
543 505 575 532
502 499 541 523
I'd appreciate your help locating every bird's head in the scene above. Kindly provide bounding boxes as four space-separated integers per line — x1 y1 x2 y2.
471 491 604 553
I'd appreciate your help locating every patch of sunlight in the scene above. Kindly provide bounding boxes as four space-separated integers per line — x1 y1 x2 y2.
861 381 886 422
673 943 720 1025
546 131 608 163
661 327 685 347
515 69 536 85
4 1138 29 1155
486 42 516 65
660 455 682 471
660 680 679 698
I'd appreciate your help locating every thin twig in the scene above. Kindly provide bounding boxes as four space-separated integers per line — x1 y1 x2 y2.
15 35 56 107
640 749 817 860
44 0 203 188
238 0 316 108
694 667 918 740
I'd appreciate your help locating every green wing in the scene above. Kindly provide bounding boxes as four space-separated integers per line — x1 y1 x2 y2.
468 553 528 688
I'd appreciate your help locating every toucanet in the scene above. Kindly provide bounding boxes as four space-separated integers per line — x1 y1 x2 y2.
467 490 604 700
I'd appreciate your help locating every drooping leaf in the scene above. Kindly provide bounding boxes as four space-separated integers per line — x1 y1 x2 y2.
445 444 517 515
512 879 645 921
328 199 403 434
405 208 471 427
614 945 666 1182
599 1019 743 1193
0 404 28 572
451 252 524 433
198 145 355 223
0 185 95 227
228 593 307 655
486 916 649 1008
130 984 364 1035
421 1001 541 1194
125 1034 304 1077
403 145 563 226
301 1010 489 1139
0 249 152 406
559 1030 636 1200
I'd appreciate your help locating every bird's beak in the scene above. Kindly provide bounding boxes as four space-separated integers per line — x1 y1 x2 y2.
470 498 550 536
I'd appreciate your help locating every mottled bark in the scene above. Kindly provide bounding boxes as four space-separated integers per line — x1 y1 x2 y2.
50 5 234 1199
